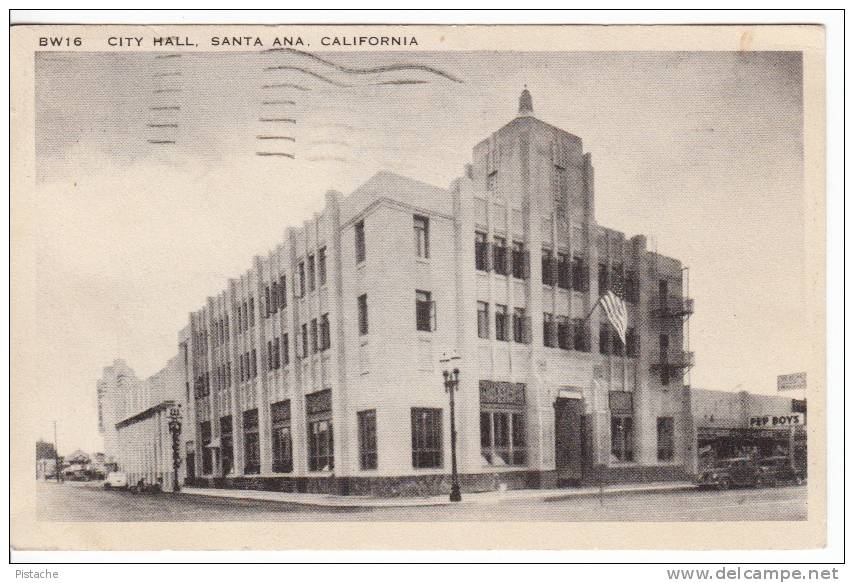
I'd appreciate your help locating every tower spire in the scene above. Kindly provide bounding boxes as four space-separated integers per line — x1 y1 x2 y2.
518 85 533 116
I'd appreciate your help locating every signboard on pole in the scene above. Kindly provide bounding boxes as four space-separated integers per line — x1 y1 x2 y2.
777 372 807 392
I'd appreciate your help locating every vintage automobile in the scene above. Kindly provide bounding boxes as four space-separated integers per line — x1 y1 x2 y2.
758 456 806 486
103 471 128 490
696 457 763 490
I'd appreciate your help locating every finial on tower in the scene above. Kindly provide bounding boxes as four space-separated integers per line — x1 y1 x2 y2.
518 85 533 116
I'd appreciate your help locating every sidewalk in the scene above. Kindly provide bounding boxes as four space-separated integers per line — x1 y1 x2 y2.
179 481 696 508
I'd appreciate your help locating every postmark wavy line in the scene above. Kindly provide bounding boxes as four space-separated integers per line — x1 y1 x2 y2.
266 47 463 83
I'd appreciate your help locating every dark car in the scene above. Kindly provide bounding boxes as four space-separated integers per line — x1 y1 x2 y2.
697 457 763 490
758 456 806 486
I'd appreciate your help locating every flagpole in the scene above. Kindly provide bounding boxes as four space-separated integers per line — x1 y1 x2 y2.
583 297 600 323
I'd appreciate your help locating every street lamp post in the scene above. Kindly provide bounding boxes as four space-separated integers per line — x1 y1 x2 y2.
440 352 462 502
167 405 183 493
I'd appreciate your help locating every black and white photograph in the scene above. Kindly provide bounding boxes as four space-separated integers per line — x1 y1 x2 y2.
9 17 834 557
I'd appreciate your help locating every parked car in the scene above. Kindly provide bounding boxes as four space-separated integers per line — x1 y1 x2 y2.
697 457 763 490
103 471 128 490
758 456 806 486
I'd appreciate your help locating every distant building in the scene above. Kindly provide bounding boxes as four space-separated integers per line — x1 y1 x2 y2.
96 359 141 466
105 330 193 491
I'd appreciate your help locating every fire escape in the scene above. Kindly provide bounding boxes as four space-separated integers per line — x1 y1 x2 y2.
650 266 695 386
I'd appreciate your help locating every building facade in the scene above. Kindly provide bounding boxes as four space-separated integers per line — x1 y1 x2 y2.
182 90 695 496
99 330 193 490
686 388 807 476
96 359 140 466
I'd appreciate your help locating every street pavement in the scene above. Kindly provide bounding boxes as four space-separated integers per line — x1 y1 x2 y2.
37 480 807 522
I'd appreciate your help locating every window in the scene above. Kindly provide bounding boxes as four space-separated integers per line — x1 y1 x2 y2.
513 307 529 343
475 231 489 271
600 323 610 355
318 247 327 286
357 294 368 335
278 275 287 308
243 409 260 474
301 323 308 358
481 410 526 466
557 252 570 289
572 318 590 352
272 336 281 369
557 316 571 349
493 236 507 275
486 170 497 191
414 215 429 259
220 415 233 475
267 340 275 372
415 290 435 331
625 270 639 304
320 313 331 351
542 313 556 347
264 286 271 318
571 256 587 291
612 326 624 355
358 410 378 470
355 220 365 264
200 421 212 475
657 417 674 461
271 400 292 473
281 333 289 365
477 301 490 339
307 254 316 292
598 263 609 295
611 415 634 462
308 418 334 471
511 241 528 279
310 318 318 354
411 408 443 468
542 248 555 286
270 282 279 315
659 279 668 302
298 262 306 297
248 297 255 327
611 263 624 295
250 348 257 378
494 304 509 341
660 334 670 385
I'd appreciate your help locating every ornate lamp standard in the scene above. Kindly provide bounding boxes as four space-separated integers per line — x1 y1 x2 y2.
440 352 462 502
167 404 183 493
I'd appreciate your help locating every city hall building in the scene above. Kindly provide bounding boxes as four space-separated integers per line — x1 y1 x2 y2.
183 90 694 496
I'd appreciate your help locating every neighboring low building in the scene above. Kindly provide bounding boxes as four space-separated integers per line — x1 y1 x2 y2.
104 329 193 490
116 400 184 491
686 388 807 475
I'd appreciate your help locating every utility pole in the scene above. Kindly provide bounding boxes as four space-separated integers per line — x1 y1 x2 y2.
53 420 61 483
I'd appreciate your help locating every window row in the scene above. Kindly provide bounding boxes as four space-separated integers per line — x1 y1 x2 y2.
297 247 328 298
541 249 588 291
238 349 258 383
263 275 288 318
598 263 640 304
265 334 290 372
477 302 530 343
475 232 529 279
298 314 332 358
599 325 640 357
542 314 591 351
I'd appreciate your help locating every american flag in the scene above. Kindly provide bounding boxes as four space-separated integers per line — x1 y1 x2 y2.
599 276 628 347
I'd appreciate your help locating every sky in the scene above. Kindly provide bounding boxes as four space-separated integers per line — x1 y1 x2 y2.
31 50 805 454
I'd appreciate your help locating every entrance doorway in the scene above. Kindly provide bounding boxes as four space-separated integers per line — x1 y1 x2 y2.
554 397 584 486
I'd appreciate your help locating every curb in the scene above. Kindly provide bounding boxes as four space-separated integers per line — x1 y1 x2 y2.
175 483 700 510
540 484 697 503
